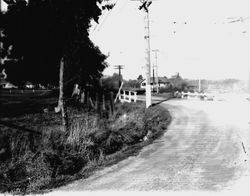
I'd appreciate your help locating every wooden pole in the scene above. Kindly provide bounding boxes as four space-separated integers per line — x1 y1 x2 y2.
58 57 68 132
114 81 124 103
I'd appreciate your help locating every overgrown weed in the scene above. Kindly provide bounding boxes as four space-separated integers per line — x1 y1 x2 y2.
0 102 171 194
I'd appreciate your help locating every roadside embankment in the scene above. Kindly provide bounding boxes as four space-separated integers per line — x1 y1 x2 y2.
0 102 171 194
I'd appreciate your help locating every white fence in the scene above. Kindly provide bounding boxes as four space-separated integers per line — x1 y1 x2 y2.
119 90 137 103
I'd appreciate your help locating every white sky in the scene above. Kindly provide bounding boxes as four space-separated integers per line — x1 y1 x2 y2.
89 0 250 80
3 0 250 80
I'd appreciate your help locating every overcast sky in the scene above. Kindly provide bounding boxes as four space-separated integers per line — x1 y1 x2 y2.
2 0 250 80
89 0 250 80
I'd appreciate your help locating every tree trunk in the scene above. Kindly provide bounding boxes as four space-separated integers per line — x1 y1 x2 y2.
57 57 68 132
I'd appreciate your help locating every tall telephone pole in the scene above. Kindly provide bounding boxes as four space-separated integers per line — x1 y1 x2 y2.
114 65 124 88
152 49 159 94
132 0 153 108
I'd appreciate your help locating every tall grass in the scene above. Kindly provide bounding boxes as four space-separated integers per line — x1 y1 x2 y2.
0 102 171 194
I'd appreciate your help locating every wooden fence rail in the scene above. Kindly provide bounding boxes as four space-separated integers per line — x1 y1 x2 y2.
119 90 137 103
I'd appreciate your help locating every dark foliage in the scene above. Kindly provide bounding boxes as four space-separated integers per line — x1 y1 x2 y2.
101 73 123 91
123 79 141 89
0 0 109 88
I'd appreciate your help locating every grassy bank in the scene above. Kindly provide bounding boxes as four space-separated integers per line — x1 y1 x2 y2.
0 102 171 194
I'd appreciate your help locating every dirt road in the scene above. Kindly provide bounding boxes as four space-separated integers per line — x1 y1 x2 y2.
54 97 250 192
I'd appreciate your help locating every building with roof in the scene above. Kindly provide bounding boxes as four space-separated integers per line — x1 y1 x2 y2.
140 76 171 89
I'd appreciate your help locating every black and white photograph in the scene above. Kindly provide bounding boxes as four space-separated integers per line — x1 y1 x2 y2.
1 0 250 195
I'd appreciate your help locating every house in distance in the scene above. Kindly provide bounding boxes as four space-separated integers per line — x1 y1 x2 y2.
140 76 171 90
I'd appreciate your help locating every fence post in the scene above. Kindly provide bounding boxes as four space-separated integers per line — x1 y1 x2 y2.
134 92 137 102
123 90 126 102
128 91 131 103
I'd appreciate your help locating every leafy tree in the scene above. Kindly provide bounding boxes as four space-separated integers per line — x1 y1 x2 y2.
169 73 188 91
123 79 140 89
137 74 143 82
0 0 112 86
101 73 123 91
0 0 114 130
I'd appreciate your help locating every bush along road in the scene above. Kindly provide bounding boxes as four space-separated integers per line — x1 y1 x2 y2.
0 102 171 194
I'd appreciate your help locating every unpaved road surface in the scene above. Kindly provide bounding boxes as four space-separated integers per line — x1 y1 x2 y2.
53 97 250 192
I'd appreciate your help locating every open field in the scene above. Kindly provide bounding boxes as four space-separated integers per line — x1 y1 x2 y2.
0 89 57 118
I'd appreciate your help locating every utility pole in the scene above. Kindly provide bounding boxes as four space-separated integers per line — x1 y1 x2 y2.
132 0 153 108
144 1 152 108
114 65 124 88
152 49 159 94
